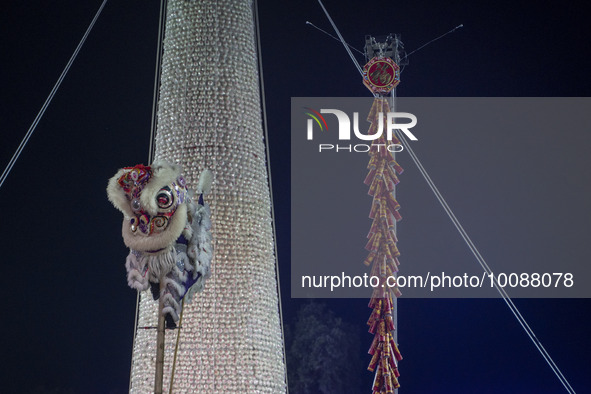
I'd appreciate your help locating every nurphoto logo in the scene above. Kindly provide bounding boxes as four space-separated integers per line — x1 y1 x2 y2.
304 107 417 153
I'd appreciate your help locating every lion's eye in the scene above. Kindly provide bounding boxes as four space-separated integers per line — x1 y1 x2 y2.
156 187 174 209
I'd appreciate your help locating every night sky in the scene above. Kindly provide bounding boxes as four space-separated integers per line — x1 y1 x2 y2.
1 0 590 393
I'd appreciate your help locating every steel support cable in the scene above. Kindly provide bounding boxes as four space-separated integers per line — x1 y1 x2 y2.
128 0 168 392
254 0 290 391
400 24 463 62
305 21 365 56
148 0 168 165
0 0 108 191
396 131 576 394
317 0 364 77
315 1 379 100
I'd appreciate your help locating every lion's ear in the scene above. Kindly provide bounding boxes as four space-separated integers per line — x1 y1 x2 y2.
107 168 133 218
197 169 213 195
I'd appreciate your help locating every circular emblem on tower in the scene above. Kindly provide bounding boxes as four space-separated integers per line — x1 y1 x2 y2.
363 57 400 94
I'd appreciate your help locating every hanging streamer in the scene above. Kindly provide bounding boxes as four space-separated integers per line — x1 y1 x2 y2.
364 98 403 392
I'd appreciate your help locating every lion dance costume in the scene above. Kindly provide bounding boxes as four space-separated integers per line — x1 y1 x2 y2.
107 161 213 328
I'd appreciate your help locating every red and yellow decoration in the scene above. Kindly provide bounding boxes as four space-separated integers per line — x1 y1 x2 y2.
363 57 400 95
364 98 403 392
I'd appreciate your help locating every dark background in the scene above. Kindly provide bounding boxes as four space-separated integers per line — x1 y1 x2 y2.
1 0 589 393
